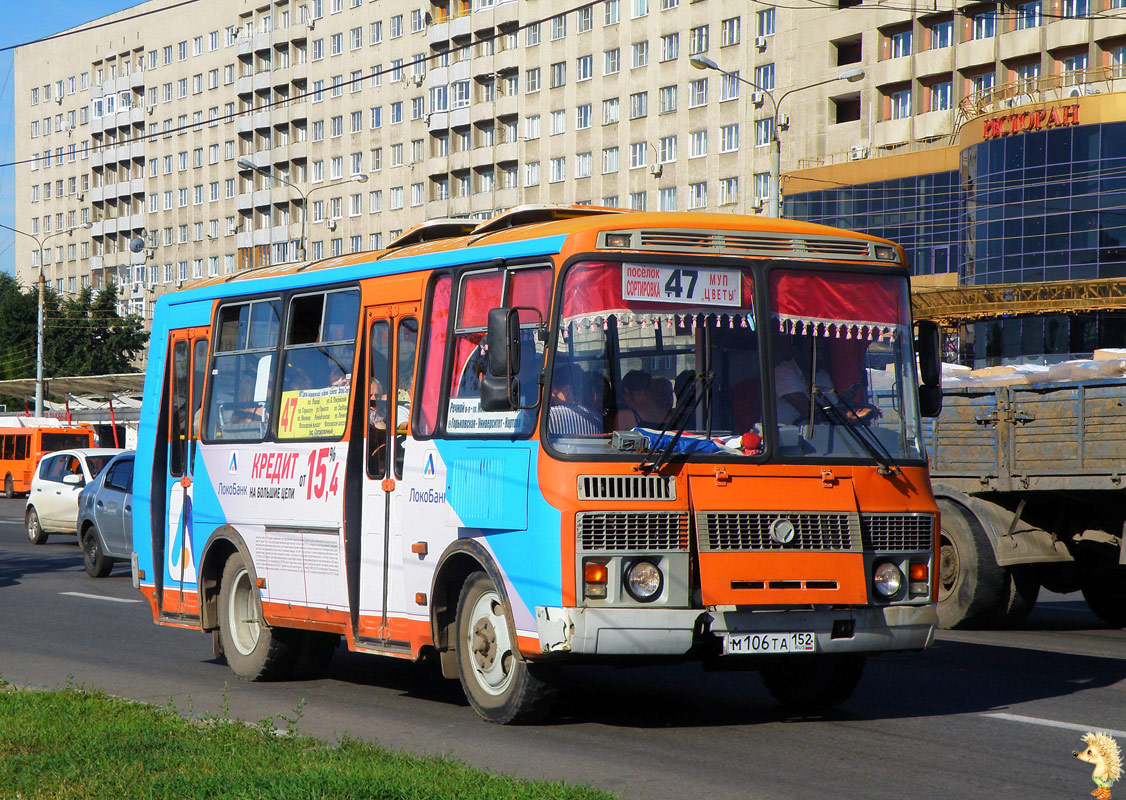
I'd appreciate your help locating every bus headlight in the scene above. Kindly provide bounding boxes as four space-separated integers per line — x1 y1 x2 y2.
624 560 663 602
873 562 903 598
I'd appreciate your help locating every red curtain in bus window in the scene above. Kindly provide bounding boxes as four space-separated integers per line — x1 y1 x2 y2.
768 270 907 340
507 267 553 323
560 262 754 328
418 275 452 436
456 271 504 328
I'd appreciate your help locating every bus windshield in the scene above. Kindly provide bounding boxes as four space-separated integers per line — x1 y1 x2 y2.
546 260 924 464
547 260 764 458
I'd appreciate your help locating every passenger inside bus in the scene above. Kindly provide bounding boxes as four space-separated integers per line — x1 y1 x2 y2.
369 375 388 475
614 370 672 430
547 367 602 436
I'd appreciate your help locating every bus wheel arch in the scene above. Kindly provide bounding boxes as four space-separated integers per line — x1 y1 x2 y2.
430 542 515 681
199 526 257 632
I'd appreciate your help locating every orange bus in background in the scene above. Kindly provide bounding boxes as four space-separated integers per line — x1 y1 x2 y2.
0 425 96 498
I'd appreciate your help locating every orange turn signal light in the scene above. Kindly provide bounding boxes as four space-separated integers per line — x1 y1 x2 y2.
909 563 928 582
584 562 608 584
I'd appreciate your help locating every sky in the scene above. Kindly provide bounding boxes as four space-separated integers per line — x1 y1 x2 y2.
0 0 137 280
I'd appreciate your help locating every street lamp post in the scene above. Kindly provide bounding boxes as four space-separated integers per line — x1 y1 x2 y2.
237 158 368 261
0 221 92 417
689 55 864 218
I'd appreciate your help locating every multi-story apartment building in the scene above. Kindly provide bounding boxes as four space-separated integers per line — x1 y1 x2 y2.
12 0 1126 364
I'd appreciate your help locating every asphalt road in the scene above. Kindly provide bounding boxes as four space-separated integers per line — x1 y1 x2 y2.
1 496 1123 800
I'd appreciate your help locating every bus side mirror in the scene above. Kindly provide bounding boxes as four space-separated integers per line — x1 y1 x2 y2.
486 307 521 378
481 308 521 412
914 320 942 418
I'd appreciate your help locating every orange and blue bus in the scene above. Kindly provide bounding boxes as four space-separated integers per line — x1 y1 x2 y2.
0 424 96 498
134 207 944 723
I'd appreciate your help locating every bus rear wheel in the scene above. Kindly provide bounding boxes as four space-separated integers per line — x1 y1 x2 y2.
455 572 556 724
4 474 14 499
218 553 298 681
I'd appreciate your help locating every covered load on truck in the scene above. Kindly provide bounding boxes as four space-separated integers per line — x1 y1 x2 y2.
921 351 1126 629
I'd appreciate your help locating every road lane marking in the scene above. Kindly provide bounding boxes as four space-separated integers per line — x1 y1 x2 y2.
59 592 142 604
984 712 1126 739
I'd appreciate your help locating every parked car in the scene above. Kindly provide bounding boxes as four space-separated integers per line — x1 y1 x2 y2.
25 448 126 545
76 451 135 578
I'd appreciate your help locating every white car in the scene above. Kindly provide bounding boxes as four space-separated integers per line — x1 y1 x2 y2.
25 448 126 545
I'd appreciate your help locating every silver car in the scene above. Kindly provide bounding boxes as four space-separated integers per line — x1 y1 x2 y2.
76 452 135 578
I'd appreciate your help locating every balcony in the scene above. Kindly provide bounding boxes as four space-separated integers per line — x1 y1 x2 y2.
130 177 145 195
90 149 105 168
253 189 272 207
1046 19 1091 52
237 192 253 211
237 230 254 249
428 21 450 45
956 36 997 71
999 28 1042 62
428 110 450 131
237 75 253 95
91 185 104 203
253 71 271 92
253 227 271 246
130 71 144 89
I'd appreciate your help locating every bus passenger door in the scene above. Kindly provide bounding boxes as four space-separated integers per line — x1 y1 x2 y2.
164 327 209 616
357 307 418 647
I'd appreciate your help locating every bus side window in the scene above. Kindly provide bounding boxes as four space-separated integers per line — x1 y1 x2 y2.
15 435 27 461
415 274 451 437
394 317 418 479
170 340 190 478
205 299 281 442
190 338 209 467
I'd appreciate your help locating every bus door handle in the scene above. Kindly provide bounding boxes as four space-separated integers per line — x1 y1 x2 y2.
96 500 105 508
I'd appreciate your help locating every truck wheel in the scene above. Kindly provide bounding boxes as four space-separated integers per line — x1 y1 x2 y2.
455 571 556 724
1081 570 1126 628
25 507 47 545
936 499 1006 629
760 654 866 714
994 567 1040 629
218 553 298 681
81 528 113 578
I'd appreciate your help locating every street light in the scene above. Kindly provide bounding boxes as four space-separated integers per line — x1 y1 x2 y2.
237 158 368 261
0 220 92 417
690 55 864 218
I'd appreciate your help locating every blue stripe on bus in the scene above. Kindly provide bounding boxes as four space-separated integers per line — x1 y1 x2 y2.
157 235 568 308
434 439 563 611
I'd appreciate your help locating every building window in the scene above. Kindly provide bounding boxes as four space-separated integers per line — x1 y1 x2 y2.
720 123 739 152
688 182 707 210
721 17 741 47
659 187 676 212
604 0 620 25
575 152 592 179
629 91 648 118
603 97 620 124
550 61 566 88
604 48 620 74
576 103 592 129
1061 0 1088 16
689 78 708 108
629 141 647 168
756 8 775 37
525 161 540 186
658 135 677 163
602 146 619 173
889 29 912 59
890 88 912 119
658 85 677 113
549 156 566 183
930 80 952 111
577 55 593 81
690 129 707 158
632 41 649 68
972 11 996 40
719 177 738 205
689 25 709 55
660 33 679 62
1015 2 1041 29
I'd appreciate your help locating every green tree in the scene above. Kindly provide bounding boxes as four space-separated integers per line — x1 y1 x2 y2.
0 278 148 408
43 282 148 377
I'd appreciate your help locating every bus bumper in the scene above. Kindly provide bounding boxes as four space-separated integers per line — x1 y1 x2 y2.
534 604 937 657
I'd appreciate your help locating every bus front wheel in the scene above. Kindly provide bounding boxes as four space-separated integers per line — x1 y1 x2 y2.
454 572 556 724
218 553 298 681
759 654 866 714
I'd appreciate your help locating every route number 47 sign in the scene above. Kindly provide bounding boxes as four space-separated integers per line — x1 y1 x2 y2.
622 263 742 307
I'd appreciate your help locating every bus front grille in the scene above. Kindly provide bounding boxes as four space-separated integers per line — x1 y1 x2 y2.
697 512 861 552
577 474 676 501
577 511 690 551
860 513 935 551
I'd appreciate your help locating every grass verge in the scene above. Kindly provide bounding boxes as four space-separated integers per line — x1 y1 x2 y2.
0 683 616 800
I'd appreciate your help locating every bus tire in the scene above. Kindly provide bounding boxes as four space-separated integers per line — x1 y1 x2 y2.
4 474 14 499
218 553 298 681
81 528 113 578
455 571 556 724
936 499 1006 629
25 507 47 545
759 654 866 714
1081 569 1126 628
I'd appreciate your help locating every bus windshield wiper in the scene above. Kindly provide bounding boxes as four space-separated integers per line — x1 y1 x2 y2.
812 388 901 477
636 372 712 475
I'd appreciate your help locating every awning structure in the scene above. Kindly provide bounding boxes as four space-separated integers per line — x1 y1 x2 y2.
912 277 1126 326
0 373 146 422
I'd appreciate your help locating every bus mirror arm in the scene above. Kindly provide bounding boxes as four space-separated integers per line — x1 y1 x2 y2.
914 320 943 418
